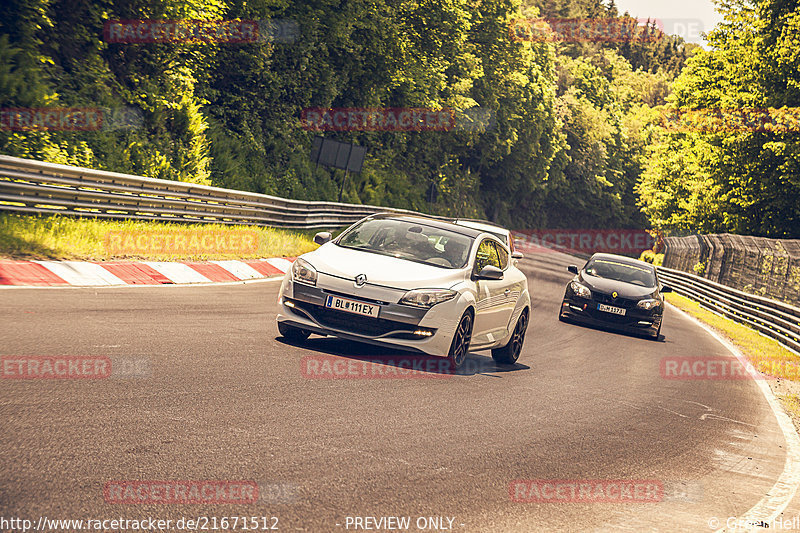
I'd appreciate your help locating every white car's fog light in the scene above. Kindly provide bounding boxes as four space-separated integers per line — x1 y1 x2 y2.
413 329 434 337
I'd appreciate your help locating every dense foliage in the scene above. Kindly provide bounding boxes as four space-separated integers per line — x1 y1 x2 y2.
7 0 793 238
637 0 800 238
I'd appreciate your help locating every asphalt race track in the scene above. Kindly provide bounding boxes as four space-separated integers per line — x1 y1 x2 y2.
2 250 798 532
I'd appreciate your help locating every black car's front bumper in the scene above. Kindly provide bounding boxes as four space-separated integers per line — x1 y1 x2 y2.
560 294 662 337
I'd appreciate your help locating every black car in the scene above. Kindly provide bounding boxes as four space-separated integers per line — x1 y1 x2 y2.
558 253 673 339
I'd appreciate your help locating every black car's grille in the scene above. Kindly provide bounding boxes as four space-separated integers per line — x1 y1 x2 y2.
321 289 390 306
291 300 422 337
587 308 637 324
593 291 637 309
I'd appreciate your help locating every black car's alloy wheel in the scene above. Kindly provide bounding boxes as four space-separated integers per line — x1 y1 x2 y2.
492 310 528 365
447 312 473 370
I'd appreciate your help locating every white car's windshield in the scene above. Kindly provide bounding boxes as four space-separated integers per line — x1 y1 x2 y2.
337 218 474 269
584 258 656 287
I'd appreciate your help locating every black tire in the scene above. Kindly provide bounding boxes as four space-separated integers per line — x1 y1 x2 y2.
558 301 569 322
492 310 528 365
447 311 474 370
278 322 311 341
650 322 662 340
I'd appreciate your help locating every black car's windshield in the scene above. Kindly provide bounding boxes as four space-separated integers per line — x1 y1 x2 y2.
584 258 656 287
337 218 474 268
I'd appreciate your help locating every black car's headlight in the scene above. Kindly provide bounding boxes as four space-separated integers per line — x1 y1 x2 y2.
399 289 457 308
636 298 661 310
570 281 592 299
292 258 317 286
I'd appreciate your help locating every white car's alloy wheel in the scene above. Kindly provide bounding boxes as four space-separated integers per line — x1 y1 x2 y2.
448 312 473 370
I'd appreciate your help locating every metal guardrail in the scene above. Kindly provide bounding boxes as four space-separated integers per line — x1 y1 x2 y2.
5 156 797 353
662 234 800 306
658 266 800 354
0 155 421 228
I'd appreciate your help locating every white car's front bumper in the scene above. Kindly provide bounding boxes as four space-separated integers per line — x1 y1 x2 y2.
276 272 464 356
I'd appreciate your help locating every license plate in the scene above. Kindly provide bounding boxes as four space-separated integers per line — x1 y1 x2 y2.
598 303 626 316
325 295 380 318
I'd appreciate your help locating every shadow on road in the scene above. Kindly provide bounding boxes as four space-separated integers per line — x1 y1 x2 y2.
277 336 531 376
558 316 665 342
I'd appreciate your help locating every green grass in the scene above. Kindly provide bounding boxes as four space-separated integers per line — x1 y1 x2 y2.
0 213 321 261
666 292 800 379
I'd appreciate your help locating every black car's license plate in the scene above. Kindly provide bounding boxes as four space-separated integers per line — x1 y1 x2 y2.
598 303 626 316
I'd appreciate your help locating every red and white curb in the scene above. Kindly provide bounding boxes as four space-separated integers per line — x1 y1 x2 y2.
0 258 295 287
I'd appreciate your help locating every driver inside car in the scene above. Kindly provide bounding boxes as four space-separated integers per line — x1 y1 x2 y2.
443 238 467 268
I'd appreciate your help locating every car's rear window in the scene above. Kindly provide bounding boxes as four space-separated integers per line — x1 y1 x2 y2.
337 218 474 268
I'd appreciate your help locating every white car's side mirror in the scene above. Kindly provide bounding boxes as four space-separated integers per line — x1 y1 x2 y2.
314 232 332 245
476 265 504 280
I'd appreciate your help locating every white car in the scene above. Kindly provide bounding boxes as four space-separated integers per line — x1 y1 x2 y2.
276 213 531 369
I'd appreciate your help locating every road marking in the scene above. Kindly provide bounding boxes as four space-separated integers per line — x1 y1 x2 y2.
210 260 265 280
33 260 126 286
0 258 294 288
700 413 757 426
668 303 800 531
264 257 293 273
0 275 284 290
141 261 213 284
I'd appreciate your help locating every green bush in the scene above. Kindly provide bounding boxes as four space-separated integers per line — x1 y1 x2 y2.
639 250 664 266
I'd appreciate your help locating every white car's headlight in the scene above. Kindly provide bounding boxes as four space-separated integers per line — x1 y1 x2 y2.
292 258 317 285
570 281 592 299
399 289 457 308
637 298 661 310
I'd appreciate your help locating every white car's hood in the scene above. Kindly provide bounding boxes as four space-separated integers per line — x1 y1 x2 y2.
302 243 467 290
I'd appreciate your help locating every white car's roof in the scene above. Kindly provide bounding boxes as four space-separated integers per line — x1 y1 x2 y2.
453 219 510 236
453 220 512 249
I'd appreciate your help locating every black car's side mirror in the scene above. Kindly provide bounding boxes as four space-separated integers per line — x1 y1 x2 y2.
661 285 673 293
314 231 332 245
476 265 504 280
567 265 579 275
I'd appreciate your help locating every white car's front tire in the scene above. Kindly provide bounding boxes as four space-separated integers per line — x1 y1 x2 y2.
447 310 474 370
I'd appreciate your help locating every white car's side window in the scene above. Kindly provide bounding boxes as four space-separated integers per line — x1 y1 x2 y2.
475 239 501 273
494 242 509 270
